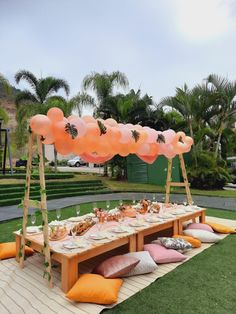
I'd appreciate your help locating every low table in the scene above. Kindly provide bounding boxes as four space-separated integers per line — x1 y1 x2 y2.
136 219 178 251
177 208 206 234
15 231 136 293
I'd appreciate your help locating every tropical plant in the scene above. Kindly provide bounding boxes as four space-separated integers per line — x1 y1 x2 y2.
205 74 236 158
0 73 12 124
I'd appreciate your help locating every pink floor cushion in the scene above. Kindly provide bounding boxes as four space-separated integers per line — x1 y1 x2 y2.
93 255 140 278
144 244 186 264
186 223 214 233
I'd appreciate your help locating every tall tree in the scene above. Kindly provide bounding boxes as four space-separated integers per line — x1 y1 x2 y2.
206 74 236 157
0 73 12 124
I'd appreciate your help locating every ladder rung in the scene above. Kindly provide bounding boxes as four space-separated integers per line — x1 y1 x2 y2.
167 182 190 187
24 199 41 209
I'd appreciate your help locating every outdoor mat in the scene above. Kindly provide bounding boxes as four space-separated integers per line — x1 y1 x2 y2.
0 216 235 314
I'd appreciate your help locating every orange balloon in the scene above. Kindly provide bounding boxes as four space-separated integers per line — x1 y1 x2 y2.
47 107 64 123
30 114 52 136
55 139 73 155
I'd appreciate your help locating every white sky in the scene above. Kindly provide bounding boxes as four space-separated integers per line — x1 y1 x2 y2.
0 0 235 114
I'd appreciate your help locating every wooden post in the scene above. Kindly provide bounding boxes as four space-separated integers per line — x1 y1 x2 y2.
165 158 172 204
179 154 193 204
37 136 53 288
19 133 34 268
165 154 193 205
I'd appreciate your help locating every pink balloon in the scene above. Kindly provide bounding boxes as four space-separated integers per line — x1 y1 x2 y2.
42 132 55 144
105 118 118 127
68 117 87 138
30 114 52 136
143 127 158 143
137 143 150 155
47 107 64 123
119 127 132 144
162 129 176 144
162 144 176 158
82 115 96 123
137 154 157 164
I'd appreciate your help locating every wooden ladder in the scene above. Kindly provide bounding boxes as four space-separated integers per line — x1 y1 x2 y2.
165 153 193 205
19 133 53 288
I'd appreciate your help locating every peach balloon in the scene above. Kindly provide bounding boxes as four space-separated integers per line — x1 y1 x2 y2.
47 107 64 123
137 143 150 155
55 139 73 155
82 115 96 123
162 129 176 144
137 155 157 164
42 132 55 145
69 117 87 138
30 114 52 136
105 118 118 127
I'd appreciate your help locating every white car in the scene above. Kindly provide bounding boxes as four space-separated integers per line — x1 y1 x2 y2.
67 156 87 167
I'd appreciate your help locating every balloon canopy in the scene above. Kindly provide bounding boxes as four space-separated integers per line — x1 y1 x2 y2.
30 107 193 164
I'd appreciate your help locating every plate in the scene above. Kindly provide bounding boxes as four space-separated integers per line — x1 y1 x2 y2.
158 214 175 219
112 227 129 233
90 233 107 240
129 220 147 227
171 210 186 215
26 226 41 234
145 217 162 223
63 240 87 249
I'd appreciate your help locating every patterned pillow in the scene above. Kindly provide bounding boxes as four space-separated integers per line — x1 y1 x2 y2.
123 251 158 277
152 237 192 252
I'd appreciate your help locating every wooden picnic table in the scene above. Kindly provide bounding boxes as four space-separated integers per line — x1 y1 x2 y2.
15 207 206 293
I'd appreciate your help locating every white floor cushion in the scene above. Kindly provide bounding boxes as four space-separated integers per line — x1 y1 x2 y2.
183 229 221 243
123 251 158 276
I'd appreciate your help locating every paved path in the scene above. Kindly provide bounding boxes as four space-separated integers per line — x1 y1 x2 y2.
0 192 235 222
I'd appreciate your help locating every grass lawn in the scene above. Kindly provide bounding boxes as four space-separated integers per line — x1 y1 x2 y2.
0 173 235 198
1 203 236 313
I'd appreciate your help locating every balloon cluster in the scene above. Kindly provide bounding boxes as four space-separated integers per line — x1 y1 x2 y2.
30 107 193 164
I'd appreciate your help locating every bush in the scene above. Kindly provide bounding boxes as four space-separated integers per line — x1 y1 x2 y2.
187 152 232 189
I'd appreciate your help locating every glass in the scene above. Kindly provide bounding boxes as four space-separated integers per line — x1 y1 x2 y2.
97 218 103 232
132 196 136 205
56 209 61 221
152 194 156 202
31 212 36 226
136 211 141 222
106 200 110 210
70 223 76 242
75 205 80 216
118 213 124 227
119 199 123 206
143 194 147 200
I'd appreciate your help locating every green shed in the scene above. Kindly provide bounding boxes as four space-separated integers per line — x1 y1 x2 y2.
127 154 181 186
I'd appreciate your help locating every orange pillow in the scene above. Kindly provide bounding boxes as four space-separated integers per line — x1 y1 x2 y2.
173 235 201 248
0 242 34 260
66 274 123 304
206 222 236 234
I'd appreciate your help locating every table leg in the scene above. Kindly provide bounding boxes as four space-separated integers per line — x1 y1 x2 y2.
15 234 21 263
129 234 136 252
61 256 78 293
199 211 206 223
137 233 144 251
173 220 178 235
178 220 183 235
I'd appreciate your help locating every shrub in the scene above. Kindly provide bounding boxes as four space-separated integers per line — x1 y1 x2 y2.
187 152 232 189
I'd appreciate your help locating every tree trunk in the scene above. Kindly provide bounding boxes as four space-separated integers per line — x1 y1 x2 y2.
189 120 197 167
214 121 224 158
53 146 58 172
103 162 108 176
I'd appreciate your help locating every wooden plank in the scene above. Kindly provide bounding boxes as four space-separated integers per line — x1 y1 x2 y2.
37 136 53 288
165 158 172 204
20 133 34 268
179 153 193 204
168 182 190 187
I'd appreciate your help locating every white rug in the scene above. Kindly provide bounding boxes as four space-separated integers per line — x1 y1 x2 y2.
0 216 235 314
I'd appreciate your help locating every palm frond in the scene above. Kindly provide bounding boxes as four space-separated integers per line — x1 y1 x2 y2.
0 73 12 96
15 90 38 106
15 70 38 90
0 106 9 124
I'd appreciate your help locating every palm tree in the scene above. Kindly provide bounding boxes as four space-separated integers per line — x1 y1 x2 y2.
0 73 12 124
82 71 129 115
206 74 236 158
82 71 129 176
